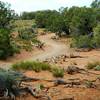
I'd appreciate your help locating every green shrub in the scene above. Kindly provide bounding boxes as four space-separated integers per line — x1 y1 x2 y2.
0 1 16 59
18 28 35 40
52 67 64 77
72 24 100 49
72 35 93 49
85 80 94 88
11 41 20 54
32 38 41 44
12 61 65 77
94 65 100 71
86 61 100 69
12 20 35 31
12 61 51 72
38 62 51 71
0 29 15 59
12 61 34 70
93 23 100 48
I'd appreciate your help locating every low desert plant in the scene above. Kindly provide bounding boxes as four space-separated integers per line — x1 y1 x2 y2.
52 67 64 77
93 23 100 48
18 28 36 40
32 38 41 44
12 61 34 70
12 61 51 72
86 61 100 69
12 61 64 77
94 65 100 71
31 61 51 72
72 35 94 49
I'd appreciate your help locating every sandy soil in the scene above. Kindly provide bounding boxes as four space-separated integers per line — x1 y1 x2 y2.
15 69 100 100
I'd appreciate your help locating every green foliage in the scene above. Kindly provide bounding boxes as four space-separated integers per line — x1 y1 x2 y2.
72 23 100 49
93 23 100 48
85 80 94 88
70 7 96 35
35 10 69 36
94 65 100 71
35 10 59 28
0 1 15 59
86 61 100 69
52 67 64 77
72 35 93 48
31 38 41 44
12 61 51 72
19 4 100 40
0 29 14 59
10 41 20 54
12 61 64 77
34 6 98 38
12 20 35 31
39 84 45 90
12 61 33 70
18 28 36 40
21 12 36 20
95 8 100 22
0 1 15 29
15 23 39 51
0 69 24 93
91 0 100 8
46 14 69 36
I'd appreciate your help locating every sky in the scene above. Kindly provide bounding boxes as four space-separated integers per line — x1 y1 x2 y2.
1 0 94 14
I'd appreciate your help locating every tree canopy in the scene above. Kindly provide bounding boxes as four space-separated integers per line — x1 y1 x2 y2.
91 0 100 8
0 1 15 59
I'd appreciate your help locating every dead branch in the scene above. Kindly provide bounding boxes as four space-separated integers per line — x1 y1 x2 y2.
64 66 100 75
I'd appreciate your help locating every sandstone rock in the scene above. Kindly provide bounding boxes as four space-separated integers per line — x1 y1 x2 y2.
57 95 74 100
65 66 80 74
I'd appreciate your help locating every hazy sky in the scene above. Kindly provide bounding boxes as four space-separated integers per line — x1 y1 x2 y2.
1 0 93 14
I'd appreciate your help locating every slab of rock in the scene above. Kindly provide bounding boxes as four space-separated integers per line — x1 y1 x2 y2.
57 95 74 100
64 66 80 74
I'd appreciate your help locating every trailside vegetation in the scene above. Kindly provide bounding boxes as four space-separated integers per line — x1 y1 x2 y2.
0 1 16 59
19 0 100 49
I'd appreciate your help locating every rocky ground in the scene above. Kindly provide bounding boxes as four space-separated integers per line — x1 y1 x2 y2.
15 68 100 100
0 33 100 100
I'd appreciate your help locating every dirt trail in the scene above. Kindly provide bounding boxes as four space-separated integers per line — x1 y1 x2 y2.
0 33 69 69
30 33 69 61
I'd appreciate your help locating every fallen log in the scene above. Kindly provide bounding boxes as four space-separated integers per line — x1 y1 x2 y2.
64 66 100 75
0 97 10 100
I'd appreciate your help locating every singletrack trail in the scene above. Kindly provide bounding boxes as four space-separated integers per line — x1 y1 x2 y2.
30 33 69 61
0 33 69 69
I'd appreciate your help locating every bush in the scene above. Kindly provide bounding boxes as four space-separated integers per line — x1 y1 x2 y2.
11 41 20 54
18 28 36 40
72 24 100 49
0 1 15 59
12 61 34 70
86 61 100 69
93 23 100 48
52 67 64 77
0 29 14 59
94 65 100 71
32 38 41 44
17 28 39 51
12 61 64 77
31 61 51 72
12 61 51 72
72 35 94 49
